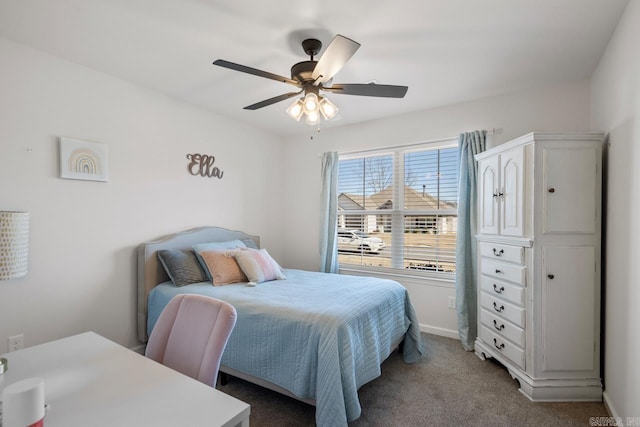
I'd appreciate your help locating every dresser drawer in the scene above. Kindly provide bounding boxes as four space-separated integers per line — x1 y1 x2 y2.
479 242 524 265
480 292 525 328
480 259 526 285
480 325 525 370
480 308 525 348
480 275 525 306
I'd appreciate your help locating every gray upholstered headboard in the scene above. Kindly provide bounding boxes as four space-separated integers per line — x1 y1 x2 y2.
136 226 260 342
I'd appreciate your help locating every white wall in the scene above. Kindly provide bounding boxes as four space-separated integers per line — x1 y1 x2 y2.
0 38 284 351
591 0 640 419
281 79 592 337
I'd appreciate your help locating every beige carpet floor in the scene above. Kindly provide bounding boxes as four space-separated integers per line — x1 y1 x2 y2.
219 333 608 426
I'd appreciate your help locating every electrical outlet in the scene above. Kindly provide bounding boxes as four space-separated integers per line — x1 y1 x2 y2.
448 296 456 309
8 334 23 352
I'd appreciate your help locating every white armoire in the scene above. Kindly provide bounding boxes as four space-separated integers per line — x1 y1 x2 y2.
474 131 604 401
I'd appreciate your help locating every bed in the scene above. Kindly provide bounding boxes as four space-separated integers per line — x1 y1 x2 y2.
137 227 423 427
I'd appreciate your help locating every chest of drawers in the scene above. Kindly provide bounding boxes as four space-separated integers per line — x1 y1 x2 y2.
478 242 526 369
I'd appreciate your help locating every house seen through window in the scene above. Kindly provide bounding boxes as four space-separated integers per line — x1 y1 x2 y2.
337 141 459 275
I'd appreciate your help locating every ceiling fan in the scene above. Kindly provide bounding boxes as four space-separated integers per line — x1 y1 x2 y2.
212 34 408 125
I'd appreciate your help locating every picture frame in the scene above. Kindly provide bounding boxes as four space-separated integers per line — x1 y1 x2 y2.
59 137 109 182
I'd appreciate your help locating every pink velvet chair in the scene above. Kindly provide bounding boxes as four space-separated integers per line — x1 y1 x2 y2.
145 294 237 388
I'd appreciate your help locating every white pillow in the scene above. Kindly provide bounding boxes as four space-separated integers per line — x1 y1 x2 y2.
232 248 286 284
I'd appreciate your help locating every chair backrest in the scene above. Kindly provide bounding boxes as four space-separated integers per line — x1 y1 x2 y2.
145 294 237 387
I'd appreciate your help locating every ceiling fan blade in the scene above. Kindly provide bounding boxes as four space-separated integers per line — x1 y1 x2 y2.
243 91 303 110
325 83 408 98
311 35 360 84
213 59 300 87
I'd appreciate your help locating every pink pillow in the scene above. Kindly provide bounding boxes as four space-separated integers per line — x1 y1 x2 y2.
199 250 247 286
233 248 286 284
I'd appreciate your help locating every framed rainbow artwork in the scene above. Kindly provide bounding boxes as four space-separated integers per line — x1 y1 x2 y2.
59 137 109 182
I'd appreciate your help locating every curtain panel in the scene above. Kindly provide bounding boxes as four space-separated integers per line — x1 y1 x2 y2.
319 152 339 273
455 130 486 351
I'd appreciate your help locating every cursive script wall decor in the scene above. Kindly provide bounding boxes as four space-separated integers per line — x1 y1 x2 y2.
186 153 224 179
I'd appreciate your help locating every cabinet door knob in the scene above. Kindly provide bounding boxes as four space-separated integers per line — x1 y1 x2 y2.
493 192 499 199
548 187 555 193
493 302 505 313
493 284 505 294
493 338 505 350
495 269 502 274
547 274 555 279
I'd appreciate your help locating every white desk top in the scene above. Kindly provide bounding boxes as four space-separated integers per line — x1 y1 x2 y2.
0 332 250 427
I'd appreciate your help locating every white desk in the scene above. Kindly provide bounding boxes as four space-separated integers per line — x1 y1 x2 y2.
0 332 250 427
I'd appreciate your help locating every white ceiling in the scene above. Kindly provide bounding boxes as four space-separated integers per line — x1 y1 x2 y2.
0 0 629 136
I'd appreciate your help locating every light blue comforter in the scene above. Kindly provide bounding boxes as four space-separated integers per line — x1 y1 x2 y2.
148 269 423 426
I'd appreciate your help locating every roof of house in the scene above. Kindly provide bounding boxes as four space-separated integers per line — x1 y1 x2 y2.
338 185 457 211
338 193 379 210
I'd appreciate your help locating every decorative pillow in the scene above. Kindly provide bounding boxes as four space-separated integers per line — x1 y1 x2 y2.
192 240 247 280
157 249 208 287
233 248 286 284
199 249 247 286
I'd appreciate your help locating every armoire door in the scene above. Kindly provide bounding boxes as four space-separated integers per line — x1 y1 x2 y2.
479 156 499 235
539 245 598 377
542 145 599 235
499 146 525 237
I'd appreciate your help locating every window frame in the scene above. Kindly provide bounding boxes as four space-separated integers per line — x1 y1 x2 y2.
336 138 459 282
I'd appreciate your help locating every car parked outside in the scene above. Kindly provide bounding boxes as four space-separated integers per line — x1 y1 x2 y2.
337 229 386 253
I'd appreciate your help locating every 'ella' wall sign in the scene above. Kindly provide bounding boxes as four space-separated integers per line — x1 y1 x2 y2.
186 153 224 179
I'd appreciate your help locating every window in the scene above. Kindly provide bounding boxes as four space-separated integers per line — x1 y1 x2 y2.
336 141 459 276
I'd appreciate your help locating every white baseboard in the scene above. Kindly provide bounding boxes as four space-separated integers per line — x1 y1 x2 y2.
419 324 459 340
602 391 619 418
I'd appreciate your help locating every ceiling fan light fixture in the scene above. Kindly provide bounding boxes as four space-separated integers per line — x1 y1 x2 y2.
319 96 338 120
305 110 320 125
288 94 339 125
286 99 304 121
302 92 319 113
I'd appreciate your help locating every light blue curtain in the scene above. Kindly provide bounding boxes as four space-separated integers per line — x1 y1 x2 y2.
456 130 486 351
319 152 339 273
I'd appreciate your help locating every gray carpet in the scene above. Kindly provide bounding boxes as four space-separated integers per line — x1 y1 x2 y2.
219 333 608 426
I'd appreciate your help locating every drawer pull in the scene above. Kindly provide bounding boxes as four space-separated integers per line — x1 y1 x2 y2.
492 248 504 257
493 338 505 350
547 274 555 279
493 284 505 294
493 302 505 313
495 269 502 274
493 320 505 331
548 187 555 193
